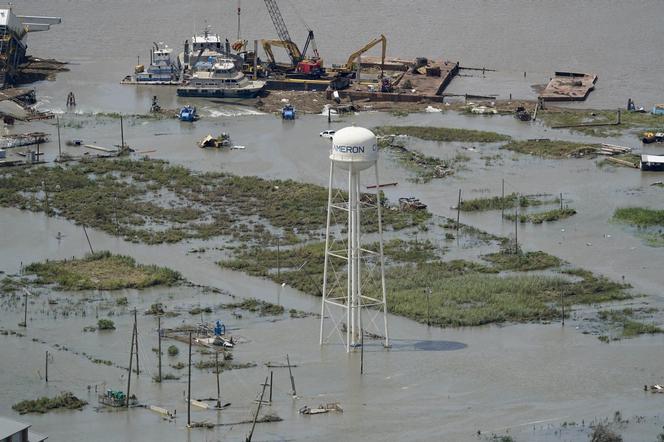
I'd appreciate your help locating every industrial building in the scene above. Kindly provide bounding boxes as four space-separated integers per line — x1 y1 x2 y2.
0 416 47 442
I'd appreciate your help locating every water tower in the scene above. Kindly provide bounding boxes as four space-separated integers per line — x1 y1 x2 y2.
319 126 389 352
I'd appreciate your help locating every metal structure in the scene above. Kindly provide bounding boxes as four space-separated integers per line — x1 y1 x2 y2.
319 127 389 352
262 0 319 68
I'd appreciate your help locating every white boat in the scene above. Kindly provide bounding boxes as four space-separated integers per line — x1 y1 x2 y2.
127 42 180 85
180 26 227 71
177 57 265 99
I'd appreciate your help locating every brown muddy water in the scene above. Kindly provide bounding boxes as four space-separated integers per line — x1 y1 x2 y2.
1 2 664 441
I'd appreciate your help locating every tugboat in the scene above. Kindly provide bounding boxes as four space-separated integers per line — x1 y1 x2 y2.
126 42 181 85
177 56 265 99
179 105 198 122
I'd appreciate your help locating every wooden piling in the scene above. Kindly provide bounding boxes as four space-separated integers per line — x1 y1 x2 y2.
45 350 48 383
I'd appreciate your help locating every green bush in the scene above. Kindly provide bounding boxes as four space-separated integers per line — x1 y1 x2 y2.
167 345 179 356
97 319 115 330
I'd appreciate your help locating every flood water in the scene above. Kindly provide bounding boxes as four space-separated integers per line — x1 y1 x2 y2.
1 2 664 441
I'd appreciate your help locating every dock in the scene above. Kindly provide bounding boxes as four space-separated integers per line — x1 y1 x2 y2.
539 72 597 102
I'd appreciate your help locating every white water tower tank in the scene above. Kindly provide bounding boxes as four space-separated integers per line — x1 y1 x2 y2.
330 126 378 171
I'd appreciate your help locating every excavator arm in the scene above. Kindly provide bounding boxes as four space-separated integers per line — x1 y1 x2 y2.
344 34 386 75
261 39 302 67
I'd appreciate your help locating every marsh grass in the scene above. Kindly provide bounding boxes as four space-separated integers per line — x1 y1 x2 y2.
459 193 557 212
540 109 664 137
12 392 87 414
501 139 601 158
24 251 181 290
482 250 562 271
503 208 577 224
0 158 427 245
375 125 511 143
614 207 664 227
220 239 631 327
597 309 662 338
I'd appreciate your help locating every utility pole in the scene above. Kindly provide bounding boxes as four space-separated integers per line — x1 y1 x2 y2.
45 350 49 382
276 235 281 279
286 354 296 397
360 327 364 375
133 309 139 375
126 323 135 407
236 0 241 40
20 288 28 327
187 331 192 428
246 376 269 442
120 115 125 150
561 292 565 327
56 116 62 158
82 225 94 254
560 192 563 210
456 189 462 232
501 178 505 218
269 371 273 403
157 315 162 383
426 288 431 326
514 206 518 252
215 351 221 409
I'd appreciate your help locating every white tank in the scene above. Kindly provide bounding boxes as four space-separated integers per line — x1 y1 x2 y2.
330 126 378 171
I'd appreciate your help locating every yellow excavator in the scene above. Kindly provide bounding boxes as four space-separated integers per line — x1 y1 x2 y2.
338 34 386 77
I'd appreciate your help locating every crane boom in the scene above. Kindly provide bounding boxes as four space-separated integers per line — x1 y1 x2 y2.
263 0 293 44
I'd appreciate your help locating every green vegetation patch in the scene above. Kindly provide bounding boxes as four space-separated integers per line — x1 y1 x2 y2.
459 193 556 212
221 238 631 327
614 207 664 227
597 309 662 339
539 108 664 137
482 250 562 271
381 143 457 183
613 207 664 246
0 158 426 244
504 208 577 224
502 139 601 159
13 392 87 414
375 125 511 143
24 251 181 290
221 298 285 316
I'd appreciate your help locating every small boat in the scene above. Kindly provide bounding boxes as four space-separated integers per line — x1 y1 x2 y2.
282 104 295 120
179 105 199 122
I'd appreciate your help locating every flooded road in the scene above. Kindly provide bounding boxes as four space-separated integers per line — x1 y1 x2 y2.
1 2 664 441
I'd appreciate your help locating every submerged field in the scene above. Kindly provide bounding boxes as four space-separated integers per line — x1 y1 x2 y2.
0 158 428 245
613 207 664 246
220 227 633 328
